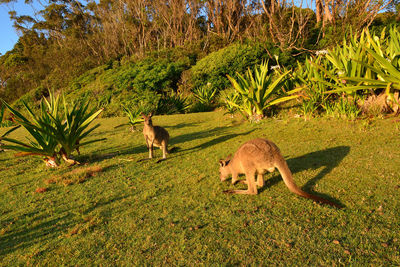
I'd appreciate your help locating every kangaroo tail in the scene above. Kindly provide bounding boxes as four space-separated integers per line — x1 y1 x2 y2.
275 158 341 208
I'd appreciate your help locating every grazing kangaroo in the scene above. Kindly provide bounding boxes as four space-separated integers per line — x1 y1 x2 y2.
219 138 340 208
142 112 170 159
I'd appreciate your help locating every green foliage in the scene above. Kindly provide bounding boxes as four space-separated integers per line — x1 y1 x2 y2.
296 27 400 118
156 91 190 115
190 43 268 93
219 89 241 117
321 28 400 115
0 105 20 142
120 105 145 132
289 57 332 117
66 56 191 116
3 53 28 68
55 97 105 162
1 98 62 165
193 84 217 105
324 96 362 119
1 90 104 166
191 84 217 112
226 61 299 121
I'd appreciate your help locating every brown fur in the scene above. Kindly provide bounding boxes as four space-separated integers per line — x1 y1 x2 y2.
219 138 340 207
142 112 170 159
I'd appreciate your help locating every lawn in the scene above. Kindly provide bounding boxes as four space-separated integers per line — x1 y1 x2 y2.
1 111 399 265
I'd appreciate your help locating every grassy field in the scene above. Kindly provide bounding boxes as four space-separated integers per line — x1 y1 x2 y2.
1 111 399 265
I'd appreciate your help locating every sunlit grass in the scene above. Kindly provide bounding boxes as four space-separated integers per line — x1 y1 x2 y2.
1 111 399 265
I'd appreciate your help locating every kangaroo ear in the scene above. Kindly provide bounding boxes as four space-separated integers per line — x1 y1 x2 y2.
226 154 232 161
141 112 146 118
148 112 153 117
219 160 225 167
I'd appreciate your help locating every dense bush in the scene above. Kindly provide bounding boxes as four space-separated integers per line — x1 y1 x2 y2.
190 43 268 93
65 55 192 116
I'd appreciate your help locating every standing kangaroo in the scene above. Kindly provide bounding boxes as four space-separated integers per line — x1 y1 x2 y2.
219 138 340 207
142 112 170 159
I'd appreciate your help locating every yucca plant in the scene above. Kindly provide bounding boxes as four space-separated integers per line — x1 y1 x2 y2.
48 96 105 164
291 57 332 117
1 90 105 166
220 90 240 118
193 84 217 105
0 105 21 152
119 104 144 132
326 29 376 83
1 99 61 166
227 61 300 121
327 28 400 111
157 91 190 115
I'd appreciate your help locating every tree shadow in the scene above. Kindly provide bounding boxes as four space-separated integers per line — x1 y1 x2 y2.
169 126 230 146
0 194 132 257
178 129 256 154
81 126 239 164
135 129 256 164
258 146 350 207
0 214 74 257
163 122 200 129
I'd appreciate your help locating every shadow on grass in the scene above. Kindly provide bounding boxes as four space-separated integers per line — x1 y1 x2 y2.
147 129 256 163
0 194 132 257
259 146 350 207
82 126 241 164
163 122 200 129
179 129 256 153
169 126 230 146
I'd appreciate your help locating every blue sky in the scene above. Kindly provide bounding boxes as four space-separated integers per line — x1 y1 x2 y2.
0 1 40 55
0 4 19 55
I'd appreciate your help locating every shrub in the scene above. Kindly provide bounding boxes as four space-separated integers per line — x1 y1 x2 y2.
156 91 190 115
226 61 300 121
191 84 217 112
66 55 191 116
190 43 268 93
121 104 144 132
1 91 104 167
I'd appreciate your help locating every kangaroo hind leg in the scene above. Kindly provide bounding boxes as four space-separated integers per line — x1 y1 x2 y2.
161 141 168 159
256 173 264 187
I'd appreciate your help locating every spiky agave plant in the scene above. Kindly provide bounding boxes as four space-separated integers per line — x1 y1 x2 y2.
1 99 61 167
326 28 400 113
220 90 240 118
193 84 217 105
47 95 105 164
227 61 300 121
0 105 21 151
1 91 105 166
120 104 144 132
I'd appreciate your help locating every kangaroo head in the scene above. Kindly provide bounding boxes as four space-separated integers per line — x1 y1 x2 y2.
141 112 153 126
218 154 232 181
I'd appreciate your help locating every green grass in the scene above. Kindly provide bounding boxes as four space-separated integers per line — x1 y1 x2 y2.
1 111 400 265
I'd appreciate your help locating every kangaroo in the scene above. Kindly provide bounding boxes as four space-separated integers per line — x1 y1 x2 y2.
219 138 340 208
142 112 170 159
